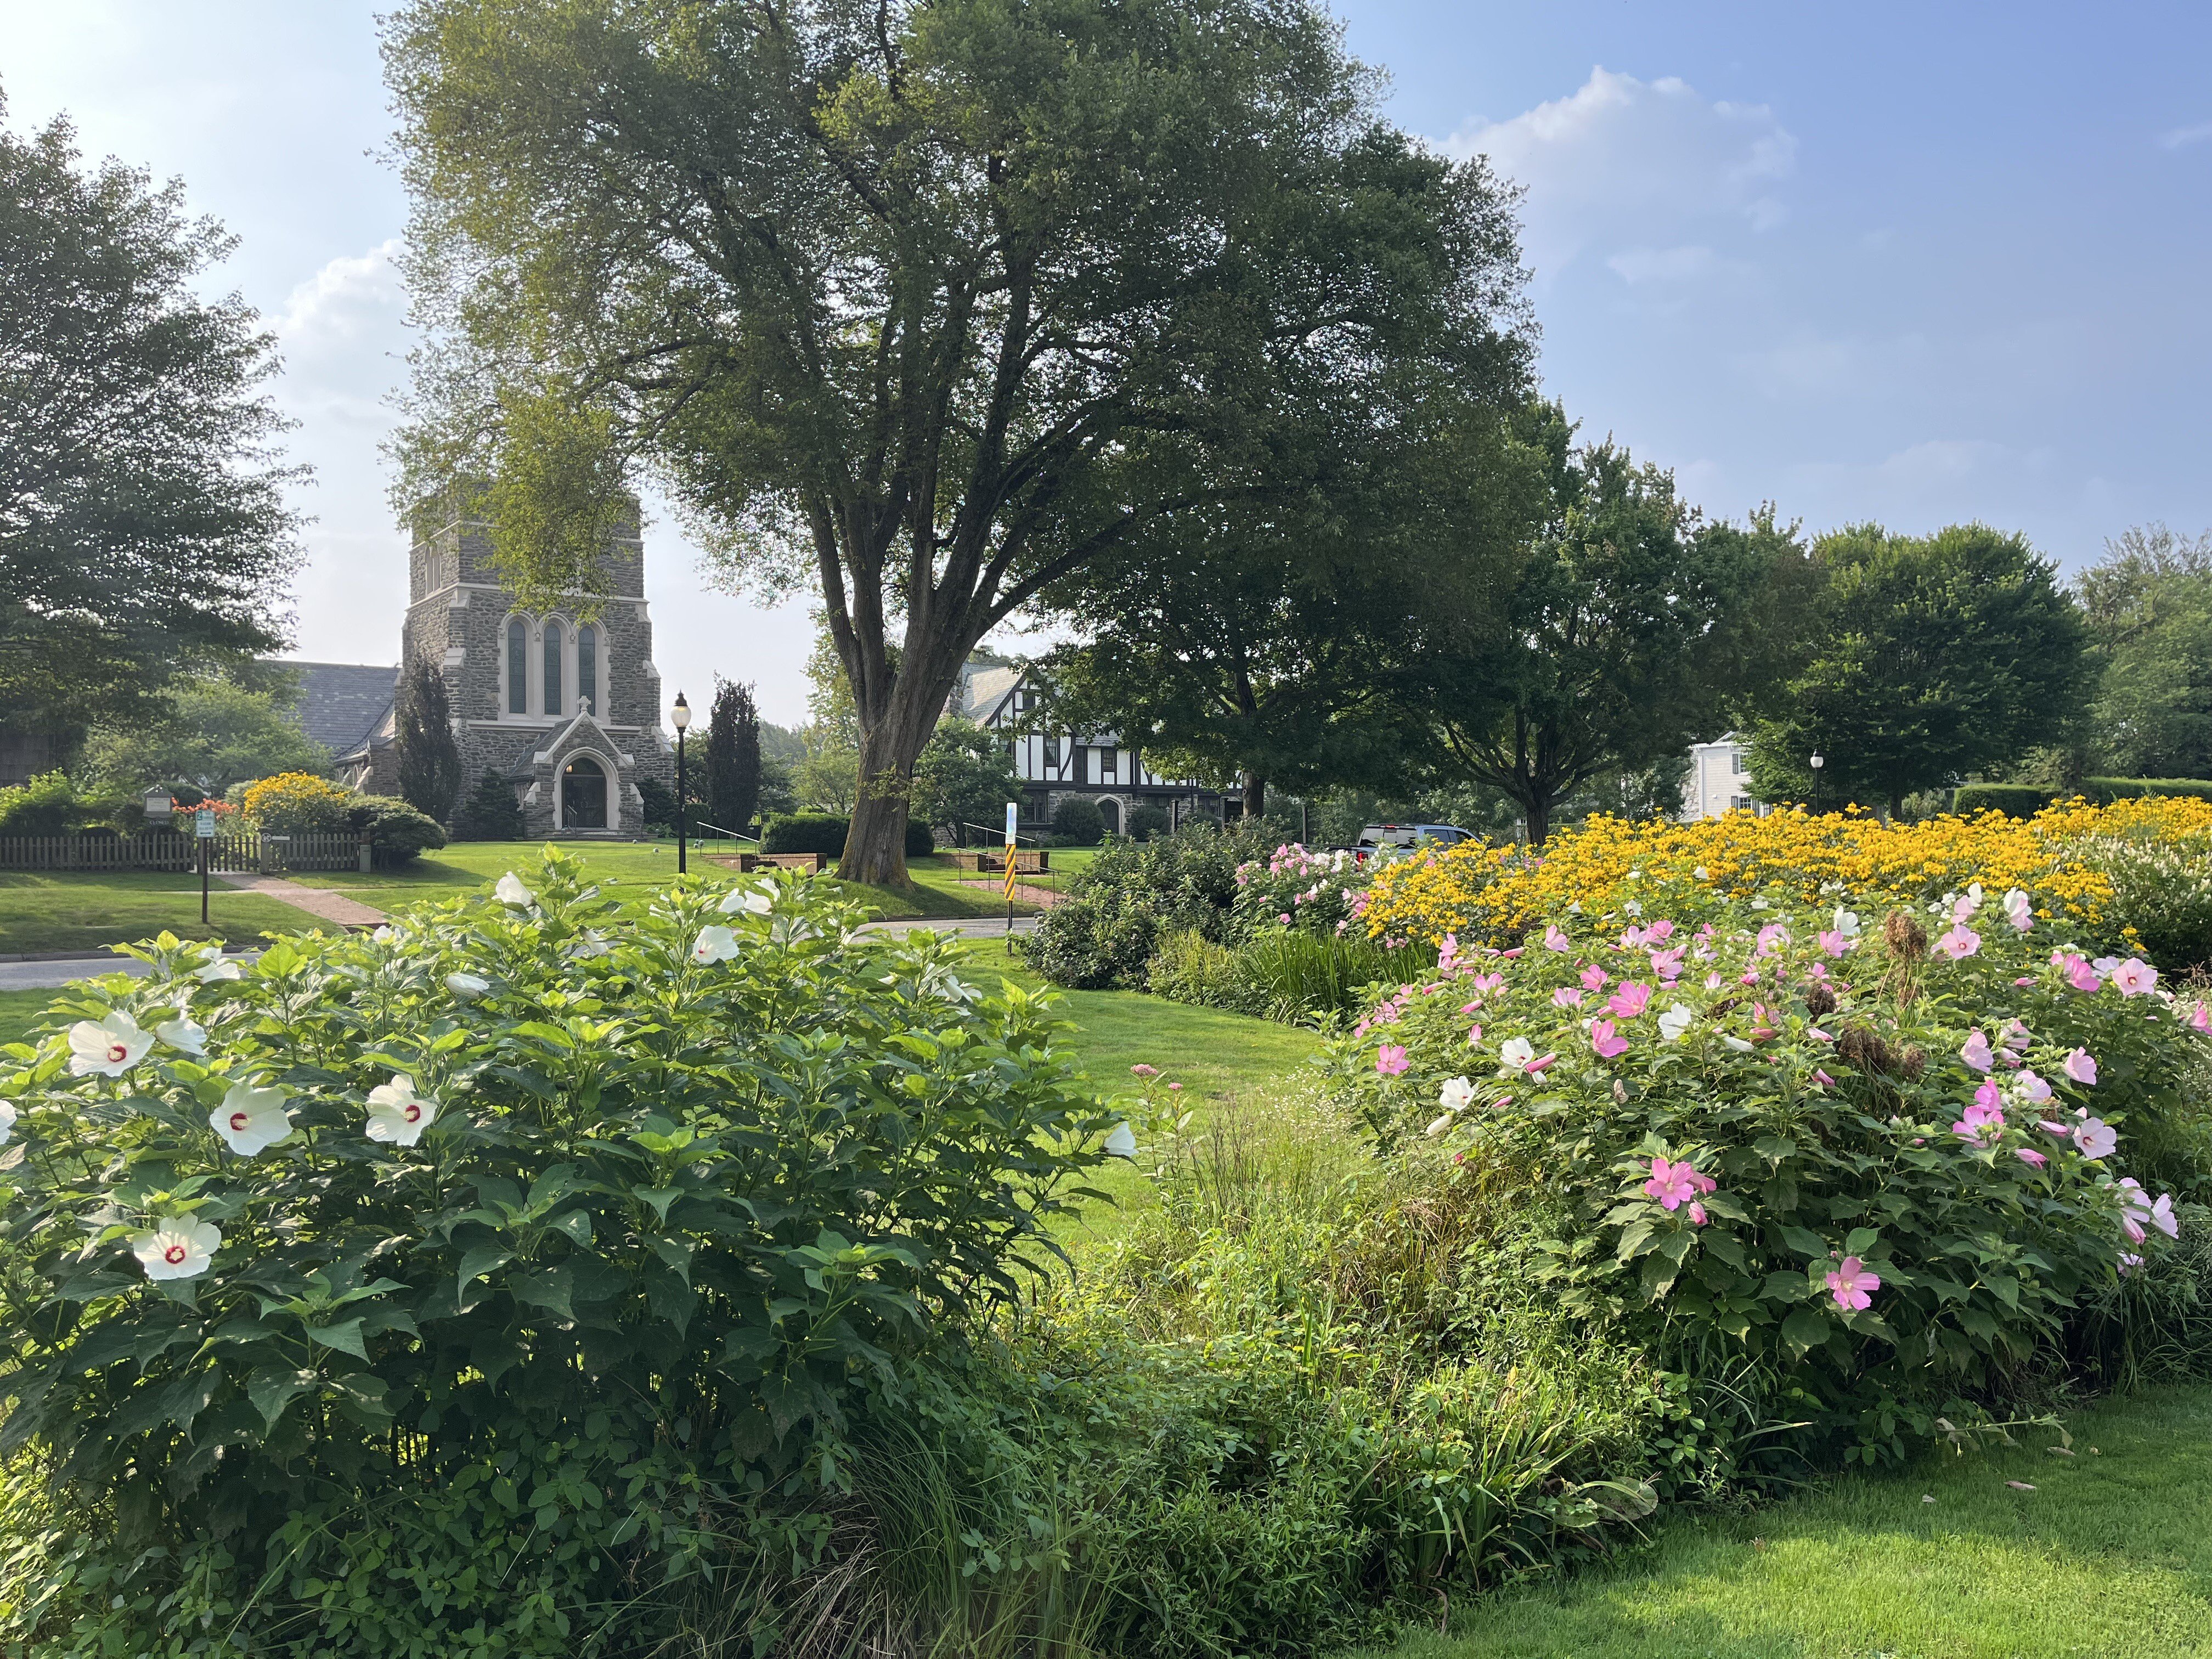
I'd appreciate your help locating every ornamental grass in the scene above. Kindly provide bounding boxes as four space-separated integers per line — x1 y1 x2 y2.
1361 797 2212 951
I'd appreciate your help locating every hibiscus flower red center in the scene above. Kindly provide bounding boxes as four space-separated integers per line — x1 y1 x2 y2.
163 1244 187 1264
229 1112 250 1131
106 1043 128 1063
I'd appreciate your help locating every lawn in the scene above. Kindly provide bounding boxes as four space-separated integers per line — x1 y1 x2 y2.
1369 1386 2212 1659
0 872 307 957
285 840 1045 923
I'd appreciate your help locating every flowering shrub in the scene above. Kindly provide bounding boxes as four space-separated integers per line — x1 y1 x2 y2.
1360 797 2212 958
1232 842 1380 938
1022 819 1276 988
238 769 354 832
1325 885 2206 1461
0 852 1116 1654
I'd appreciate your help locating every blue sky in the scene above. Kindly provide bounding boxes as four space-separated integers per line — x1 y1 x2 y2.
4 2 2208 723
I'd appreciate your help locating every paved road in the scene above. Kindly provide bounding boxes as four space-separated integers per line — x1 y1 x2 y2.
0 915 1036 993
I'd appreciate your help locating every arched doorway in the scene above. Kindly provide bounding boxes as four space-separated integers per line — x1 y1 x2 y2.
1097 797 1122 837
561 754 608 830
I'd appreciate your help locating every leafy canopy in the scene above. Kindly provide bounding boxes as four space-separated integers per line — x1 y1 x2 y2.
382 0 1531 882
0 96 301 738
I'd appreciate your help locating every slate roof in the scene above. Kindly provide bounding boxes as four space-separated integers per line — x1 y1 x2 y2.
271 661 398 758
956 665 1023 724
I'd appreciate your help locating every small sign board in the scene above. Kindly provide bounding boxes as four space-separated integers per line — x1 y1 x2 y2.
1004 802 1019 844
194 809 216 839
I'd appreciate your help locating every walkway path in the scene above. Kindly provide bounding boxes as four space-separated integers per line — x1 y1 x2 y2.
211 872 387 929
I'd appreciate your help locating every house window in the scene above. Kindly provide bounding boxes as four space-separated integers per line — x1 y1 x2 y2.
1730 751 1746 775
1731 794 1753 812
507 618 528 714
544 621 564 715
1098 746 1117 782
578 624 597 715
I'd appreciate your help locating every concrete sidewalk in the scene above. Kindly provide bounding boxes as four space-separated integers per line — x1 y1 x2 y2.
212 872 387 928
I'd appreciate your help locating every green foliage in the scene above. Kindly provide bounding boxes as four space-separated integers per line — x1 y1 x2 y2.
759 812 928 859
2079 523 2212 780
2073 824 2212 971
0 856 1113 1654
0 771 78 837
343 793 448 867
77 675 329 797
704 677 761 834
0 98 301 738
1051 795 1107 847
1146 928 1271 1017
450 766 526 840
1750 523 2092 815
913 717 1022 845
1324 893 2206 1469
2087 776 2212 803
1021 822 1274 989
394 655 464 822
1953 782 2054 818
1126 804 1171 841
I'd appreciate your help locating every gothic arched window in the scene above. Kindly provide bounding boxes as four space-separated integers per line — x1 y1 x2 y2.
578 624 597 715
544 621 564 715
507 618 527 714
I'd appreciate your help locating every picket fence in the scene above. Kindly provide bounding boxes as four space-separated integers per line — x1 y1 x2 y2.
0 831 370 874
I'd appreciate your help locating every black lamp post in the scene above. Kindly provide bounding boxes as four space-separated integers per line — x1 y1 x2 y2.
672 692 691 873
1809 750 1825 815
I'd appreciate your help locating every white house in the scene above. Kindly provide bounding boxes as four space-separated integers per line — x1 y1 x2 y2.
1680 734 1770 821
946 659 1223 838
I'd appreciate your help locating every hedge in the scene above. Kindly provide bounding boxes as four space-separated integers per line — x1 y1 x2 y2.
761 812 934 858
1956 778 2212 818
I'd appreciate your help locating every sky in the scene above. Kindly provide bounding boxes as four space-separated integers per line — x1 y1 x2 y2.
4 2 2209 725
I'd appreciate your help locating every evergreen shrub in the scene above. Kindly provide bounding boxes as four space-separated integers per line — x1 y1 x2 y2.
451 768 526 841
1952 782 2051 818
1050 795 1105 846
1021 821 1273 989
343 794 447 867
758 813 932 859
1125 803 1171 841
0 854 1114 1655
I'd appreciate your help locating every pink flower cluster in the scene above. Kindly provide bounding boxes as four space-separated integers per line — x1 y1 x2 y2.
1643 1155 1717 1225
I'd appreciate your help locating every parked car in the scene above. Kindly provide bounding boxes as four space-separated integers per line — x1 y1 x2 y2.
1347 822 1475 860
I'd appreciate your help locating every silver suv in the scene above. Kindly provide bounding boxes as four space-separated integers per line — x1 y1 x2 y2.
1355 822 1474 851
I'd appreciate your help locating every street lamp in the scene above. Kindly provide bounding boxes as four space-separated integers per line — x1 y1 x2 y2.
1809 751 1825 815
672 692 691 873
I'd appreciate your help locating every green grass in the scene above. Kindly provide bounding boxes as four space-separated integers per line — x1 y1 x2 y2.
0 872 308 956
953 937 1322 1251
0 988 57 1046
285 842 1037 923
1369 1386 2212 1659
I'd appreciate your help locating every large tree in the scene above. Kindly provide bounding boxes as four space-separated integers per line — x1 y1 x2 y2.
1043 387 1537 819
913 715 1022 844
2076 523 2212 779
77 672 327 796
1430 403 1814 844
0 95 302 746
1747 523 2091 815
382 0 1530 883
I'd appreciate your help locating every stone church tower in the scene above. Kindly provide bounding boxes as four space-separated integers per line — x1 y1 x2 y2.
339 491 675 836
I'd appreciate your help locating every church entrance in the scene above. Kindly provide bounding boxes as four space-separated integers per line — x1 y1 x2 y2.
561 754 608 830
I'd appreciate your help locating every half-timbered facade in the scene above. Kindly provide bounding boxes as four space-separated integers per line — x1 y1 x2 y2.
949 662 1223 836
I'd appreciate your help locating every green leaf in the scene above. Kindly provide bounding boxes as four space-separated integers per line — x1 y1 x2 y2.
549 1207 594 1249
1779 1227 1829 1260
1781 1307 1830 1356
304 1318 369 1361
246 1368 318 1432
1843 1226 1881 1257
512 1266 575 1322
456 1244 512 1300
637 1187 682 1223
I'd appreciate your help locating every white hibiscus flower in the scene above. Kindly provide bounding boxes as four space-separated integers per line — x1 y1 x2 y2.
1103 1120 1137 1159
210 1080 293 1156
157 1015 207 1056
1497 1037 1535 1077
1657 1005 1695 1043
194 953 244 983
444 972 490 1001
1438 1075 1477 1113
692 926 742 963
67 1013 155 1078
131 1217 222 1281
495 872 534 907
719 883 776 917
365 1075 439 1147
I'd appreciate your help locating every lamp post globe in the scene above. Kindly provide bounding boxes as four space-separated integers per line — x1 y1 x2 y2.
672 692 692 873
1809 751 1825 815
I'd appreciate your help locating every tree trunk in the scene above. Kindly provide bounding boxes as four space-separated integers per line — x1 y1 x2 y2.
1241 771 1266 822
1524 794 1550 848
837 656 964 886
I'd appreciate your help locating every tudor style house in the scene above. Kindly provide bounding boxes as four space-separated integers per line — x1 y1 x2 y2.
948 659 1223 836
331 492 674 836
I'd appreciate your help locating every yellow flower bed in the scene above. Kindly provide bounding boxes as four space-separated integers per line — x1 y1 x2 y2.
1363 797 2212 947
239 771 354 834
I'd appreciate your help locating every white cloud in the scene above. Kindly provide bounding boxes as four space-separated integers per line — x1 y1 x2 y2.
1442 67 1796 277
2160 121 2212 150
1607 244 1723 284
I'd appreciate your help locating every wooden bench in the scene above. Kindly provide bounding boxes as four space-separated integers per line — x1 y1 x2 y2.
705 851 826 875
946 849 1049 874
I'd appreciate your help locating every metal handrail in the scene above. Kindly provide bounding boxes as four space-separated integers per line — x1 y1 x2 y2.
958 821 1042 846
688 820 759 846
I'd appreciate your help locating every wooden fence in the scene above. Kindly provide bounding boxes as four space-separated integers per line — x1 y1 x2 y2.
0 831 370 874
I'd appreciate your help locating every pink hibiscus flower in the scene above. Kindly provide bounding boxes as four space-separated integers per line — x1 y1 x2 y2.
1607 981 1654 1019
2016 1147 2048 1169
2111 957 2159 997
1590 1019 1629 1060
1642 1155 1716 1211
1543 924 1572 952
1826 1256 1881 1311
1818 930 1852 958
1960 1030 1994 1073
1553 985 1584 1008
1581 963 1609 992
1952 1099 2005 1146
1756 923 1791 957
2063 1048 2097 1086
1650 947 1686 981
2074 1116 2118 1159
1376 1045 1409 1076
1933 926 1981 961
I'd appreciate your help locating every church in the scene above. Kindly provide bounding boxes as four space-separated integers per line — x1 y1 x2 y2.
322 491 675 836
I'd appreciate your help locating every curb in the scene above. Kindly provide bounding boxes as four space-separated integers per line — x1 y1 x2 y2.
0 944 259 965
